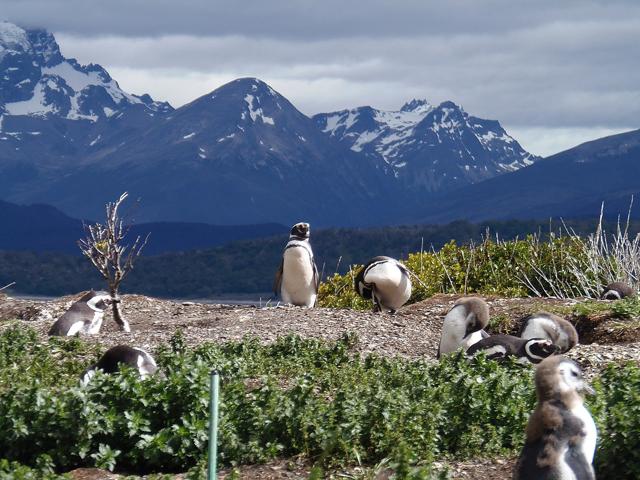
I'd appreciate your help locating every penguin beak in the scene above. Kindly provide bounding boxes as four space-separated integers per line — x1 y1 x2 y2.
582 382 595 395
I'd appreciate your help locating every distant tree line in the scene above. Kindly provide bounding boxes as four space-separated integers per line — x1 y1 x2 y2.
1 218 638 298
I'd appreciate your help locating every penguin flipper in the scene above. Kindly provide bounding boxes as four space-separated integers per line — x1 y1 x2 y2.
313 259 320 291
273 259 284 296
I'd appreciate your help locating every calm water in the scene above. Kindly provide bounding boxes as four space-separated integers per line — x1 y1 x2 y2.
9 292 273 307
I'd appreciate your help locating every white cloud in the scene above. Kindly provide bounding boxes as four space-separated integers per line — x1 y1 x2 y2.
4 1 639 155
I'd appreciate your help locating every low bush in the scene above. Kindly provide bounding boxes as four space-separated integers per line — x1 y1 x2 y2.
1 327 638 479
591 362 640 480
318 237 585 309
1 327 535 475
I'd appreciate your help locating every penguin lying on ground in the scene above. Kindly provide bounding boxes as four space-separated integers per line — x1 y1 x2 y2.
600 281 635 300
437 297 489 358
48 290 112 336
81 345 158 385
273 222 319 307
519 312 578 353
466 334 558 365
354 256 412 313
513 356 597 480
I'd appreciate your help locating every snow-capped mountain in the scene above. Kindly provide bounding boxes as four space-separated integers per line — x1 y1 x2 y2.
314 100 538 191
0 21 544 227
0 21 170 121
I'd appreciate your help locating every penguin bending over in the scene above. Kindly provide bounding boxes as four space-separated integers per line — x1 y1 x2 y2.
519 312 578 353
354 256 412 313
466 334 558 365
513 356 597 480
437 297 490 358
82 345 158 385
600 281 635 300
273 222 319 307
48 290 112 336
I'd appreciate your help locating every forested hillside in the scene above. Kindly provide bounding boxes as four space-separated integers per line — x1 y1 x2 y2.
2 218 636 297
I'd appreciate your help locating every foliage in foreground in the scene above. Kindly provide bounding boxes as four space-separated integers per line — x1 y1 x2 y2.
0 327 638 479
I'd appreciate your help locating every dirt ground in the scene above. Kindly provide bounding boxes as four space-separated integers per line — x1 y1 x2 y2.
1 292 638 479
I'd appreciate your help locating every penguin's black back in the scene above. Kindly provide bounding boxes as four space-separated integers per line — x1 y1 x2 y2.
466 334 523 358
95 345 146 373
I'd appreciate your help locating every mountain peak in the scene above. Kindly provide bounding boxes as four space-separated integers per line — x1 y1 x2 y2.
0 21 30 54
0 21 171 121
400 98 430 112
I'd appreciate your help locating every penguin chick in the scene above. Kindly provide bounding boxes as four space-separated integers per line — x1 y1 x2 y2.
437 297 489 358
273 222 319 307
48 290 112 336
600 281 635 300
513 356 597 480
466 335 558 365
519 312 578 353
354 256 412 313
82 345 158 385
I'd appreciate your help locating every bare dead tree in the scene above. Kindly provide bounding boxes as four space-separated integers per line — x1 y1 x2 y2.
78 192 149 332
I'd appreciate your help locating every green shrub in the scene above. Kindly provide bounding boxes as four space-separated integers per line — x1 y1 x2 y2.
1 327 637 479
318 237 588 308
591 362 640 479
0 328 536 475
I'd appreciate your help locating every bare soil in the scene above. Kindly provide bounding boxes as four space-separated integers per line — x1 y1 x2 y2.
1 292 638 479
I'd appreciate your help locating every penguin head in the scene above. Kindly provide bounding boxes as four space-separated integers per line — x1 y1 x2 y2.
83 291 113 311
524 338 559 363
535 356 594 401
601 281 634 300
455 298 489 336
290 222 310 239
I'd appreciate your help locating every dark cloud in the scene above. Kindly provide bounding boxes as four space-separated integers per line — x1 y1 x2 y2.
3 0 639 155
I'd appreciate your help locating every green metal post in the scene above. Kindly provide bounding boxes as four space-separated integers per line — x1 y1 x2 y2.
208 370 220 480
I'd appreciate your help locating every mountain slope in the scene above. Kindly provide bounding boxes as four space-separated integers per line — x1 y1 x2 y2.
314 100 538 192
414 129 640 223
11 77 397 226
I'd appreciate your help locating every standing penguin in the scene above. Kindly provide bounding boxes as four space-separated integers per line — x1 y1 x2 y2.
437 297 490 358
514 356 597 480
519 312 578 353
354 256 412 313
81 345 158 385
48 291 112 336
600 281 635 300
273 222 319 307
466 335 558 365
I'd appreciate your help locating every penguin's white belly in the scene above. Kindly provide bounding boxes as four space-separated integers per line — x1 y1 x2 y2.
572 404 597 465
281 248 316 307
365 263 411 310
556 446 578 480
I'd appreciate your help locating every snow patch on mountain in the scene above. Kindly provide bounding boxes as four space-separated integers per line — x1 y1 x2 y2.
0 22 171 123
244 94 275 125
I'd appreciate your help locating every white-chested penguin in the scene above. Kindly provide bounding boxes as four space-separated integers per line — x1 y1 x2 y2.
81 345 158 385
519 312 578 353
600 281 635 300
273 222 319 307
513 356 597 480
48 290 112 336
354 256 412 313
466 334 558 365
437 297 490 358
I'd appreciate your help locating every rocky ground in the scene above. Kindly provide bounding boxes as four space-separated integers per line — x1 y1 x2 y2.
1 292 638 479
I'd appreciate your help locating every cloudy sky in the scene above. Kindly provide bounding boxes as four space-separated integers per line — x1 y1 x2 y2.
4 0 639 156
